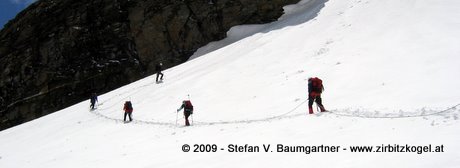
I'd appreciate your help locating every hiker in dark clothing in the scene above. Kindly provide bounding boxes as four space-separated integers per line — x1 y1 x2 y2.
123 101 133 122
90 93 98 110
155 62 164 83
308 77 326 114
177 100 193 126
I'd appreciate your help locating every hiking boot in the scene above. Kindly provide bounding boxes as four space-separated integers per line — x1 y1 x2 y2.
309 107 314 114
320 106 326 112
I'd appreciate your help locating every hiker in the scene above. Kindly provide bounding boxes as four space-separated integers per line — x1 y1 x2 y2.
308 77 326 114
123 101 133 122
90 93 98 110
177 100 193 126
155 62 164 83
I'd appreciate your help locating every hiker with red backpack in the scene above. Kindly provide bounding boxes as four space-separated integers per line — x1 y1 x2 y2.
308 77 326 114
123 101 133 123
177 100 194 126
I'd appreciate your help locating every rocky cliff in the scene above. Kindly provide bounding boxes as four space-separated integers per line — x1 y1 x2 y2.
0 0 299 130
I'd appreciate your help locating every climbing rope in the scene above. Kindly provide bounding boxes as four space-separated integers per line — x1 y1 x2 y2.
91 98 309 127
91 89 460 126
328 104 460 119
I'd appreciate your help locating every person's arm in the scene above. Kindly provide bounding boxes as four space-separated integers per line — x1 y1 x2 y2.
177 103 185 112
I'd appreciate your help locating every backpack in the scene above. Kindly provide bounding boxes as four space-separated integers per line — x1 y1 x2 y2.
125 101 133 110
90 95 97 103
308 77 324 93
184 100 193 114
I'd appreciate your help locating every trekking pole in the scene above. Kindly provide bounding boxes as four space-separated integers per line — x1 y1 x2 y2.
191 114 194 126
175 110 179 127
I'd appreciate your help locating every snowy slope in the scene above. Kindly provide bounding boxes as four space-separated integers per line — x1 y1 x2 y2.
1 0 460 167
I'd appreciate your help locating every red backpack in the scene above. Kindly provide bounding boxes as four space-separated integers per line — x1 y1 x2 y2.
309 77 324 93
124 101 133 112
184 100 193 113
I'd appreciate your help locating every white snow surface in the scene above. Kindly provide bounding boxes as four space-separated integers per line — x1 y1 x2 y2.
1 0 460 167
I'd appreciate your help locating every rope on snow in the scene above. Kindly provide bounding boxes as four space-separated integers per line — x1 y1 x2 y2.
91 96 460 127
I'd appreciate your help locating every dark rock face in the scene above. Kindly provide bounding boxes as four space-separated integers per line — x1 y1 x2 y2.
0 0 299 130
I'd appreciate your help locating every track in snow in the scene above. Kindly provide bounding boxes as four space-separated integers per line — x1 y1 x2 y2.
90 95 460 127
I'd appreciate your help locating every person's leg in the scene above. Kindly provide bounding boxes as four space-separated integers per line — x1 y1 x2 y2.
156 73 160 82
160 72 164 80
129 112 133 121
184 112 190 126
124 112 127 122
308 94 315 114
315 95 326 112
